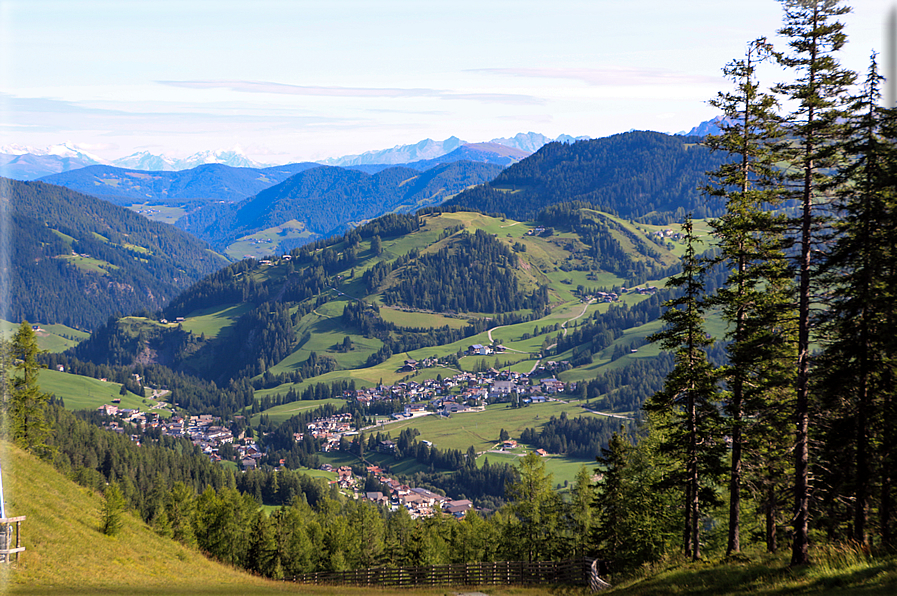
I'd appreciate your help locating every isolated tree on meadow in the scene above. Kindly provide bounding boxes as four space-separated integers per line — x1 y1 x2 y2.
3 321 52 453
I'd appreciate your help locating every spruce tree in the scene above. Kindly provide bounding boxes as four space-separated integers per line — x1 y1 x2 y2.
815 55 897 547
772 0 856 566
705 38 797 555
645 218 724 560
4 321 52 453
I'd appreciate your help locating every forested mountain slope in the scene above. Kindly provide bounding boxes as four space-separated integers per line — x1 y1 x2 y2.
176 160 504 249
2 178 228 330
445 131 728 223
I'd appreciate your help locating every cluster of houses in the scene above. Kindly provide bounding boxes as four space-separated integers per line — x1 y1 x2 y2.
647 228 681 241
342 366 569 421
301 413 356 452
96 403 263 467
623 285 659 296
319 463 475 519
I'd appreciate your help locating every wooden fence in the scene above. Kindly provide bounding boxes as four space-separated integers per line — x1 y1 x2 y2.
290 557 603 589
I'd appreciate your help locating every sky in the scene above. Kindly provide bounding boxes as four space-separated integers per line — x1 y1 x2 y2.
0 0 891 164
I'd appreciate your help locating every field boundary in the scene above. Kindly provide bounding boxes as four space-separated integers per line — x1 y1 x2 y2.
290 557 604 589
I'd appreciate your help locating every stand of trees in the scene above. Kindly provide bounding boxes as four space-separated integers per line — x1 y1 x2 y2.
624 0 897 569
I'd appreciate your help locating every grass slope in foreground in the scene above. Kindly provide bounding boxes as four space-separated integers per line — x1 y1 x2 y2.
603 548 897 595
1 442 562 596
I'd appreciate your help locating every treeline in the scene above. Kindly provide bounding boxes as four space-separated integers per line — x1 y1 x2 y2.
520 412 636 459
380 230 549 314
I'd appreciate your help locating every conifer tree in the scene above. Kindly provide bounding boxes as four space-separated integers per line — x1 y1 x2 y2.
505 451 559 562
772 0 857 565
644 218 724 560
815 55 897 547
101 482 126 536
4 321 52 453
705 38 796 555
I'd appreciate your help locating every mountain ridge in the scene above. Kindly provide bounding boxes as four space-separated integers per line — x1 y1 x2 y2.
3 177 228 330
176 160 505 250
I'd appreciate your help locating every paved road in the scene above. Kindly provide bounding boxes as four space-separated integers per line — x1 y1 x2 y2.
528 299 596 373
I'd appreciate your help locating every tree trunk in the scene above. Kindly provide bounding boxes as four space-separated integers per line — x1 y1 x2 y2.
689 387 700 561
792 143 813 568
766 486 778 553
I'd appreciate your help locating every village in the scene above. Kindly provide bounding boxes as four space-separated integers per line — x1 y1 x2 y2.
93 342 584 519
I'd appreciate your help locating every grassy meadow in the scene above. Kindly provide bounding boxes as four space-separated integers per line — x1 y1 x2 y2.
1 320 88 353
36 368 169 415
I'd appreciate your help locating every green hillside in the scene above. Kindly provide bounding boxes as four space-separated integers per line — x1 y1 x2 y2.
53 205 700 489
0 320 88 353
70 208 686 390
1 441 291 595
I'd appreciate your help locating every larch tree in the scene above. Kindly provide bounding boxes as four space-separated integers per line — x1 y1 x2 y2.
505 450 560 562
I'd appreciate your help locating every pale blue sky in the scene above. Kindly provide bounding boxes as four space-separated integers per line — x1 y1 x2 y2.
0 0 889 163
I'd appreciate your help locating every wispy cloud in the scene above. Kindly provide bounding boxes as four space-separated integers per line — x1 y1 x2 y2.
472 67 718 86
157 80 545 105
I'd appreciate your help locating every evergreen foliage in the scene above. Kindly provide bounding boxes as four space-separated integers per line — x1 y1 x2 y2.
773 0 857 565
644 219 725 561
445 131 730 222
380 230 549 314
814 55 897 549
101 482 126 536
3 321 52 453
2 178 227 330
704 37 797 555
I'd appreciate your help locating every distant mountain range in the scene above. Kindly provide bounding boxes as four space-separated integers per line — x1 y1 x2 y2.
675 115 728 137
319 132 588 168
37 162 321 205
0 132 593 180
0 144 274 180
177 160 505 251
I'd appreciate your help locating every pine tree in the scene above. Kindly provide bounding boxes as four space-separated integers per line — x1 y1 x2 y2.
772 0 857 566
705 38 796 555
644 218 724 560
